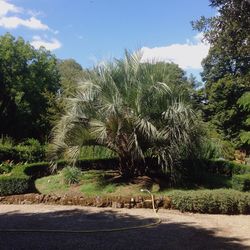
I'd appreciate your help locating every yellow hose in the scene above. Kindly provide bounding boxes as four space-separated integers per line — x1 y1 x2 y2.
0 191 161 233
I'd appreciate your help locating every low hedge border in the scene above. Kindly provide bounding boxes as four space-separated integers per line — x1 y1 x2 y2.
0 162 49 196
168 189 250 214
1 189 250 215
0 158 118 196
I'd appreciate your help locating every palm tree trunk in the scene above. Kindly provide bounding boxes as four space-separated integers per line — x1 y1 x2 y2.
119 157 135 179
119 157 146 179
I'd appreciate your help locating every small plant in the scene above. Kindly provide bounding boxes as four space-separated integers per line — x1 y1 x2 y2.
0 160 14 174
62 166 82 185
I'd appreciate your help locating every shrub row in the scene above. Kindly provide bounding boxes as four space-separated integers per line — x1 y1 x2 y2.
0 174 30 196
0 157 118 196
168 189 250 214
204 159 250 177
0 143 45 163
0 143 115 164
203 160 250 192
0 162 49 196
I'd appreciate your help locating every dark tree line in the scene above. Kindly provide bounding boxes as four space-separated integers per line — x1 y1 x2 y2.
0 33 84 142
192 0 250 151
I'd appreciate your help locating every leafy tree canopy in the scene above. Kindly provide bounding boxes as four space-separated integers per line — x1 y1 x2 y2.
57 59 86 97
192 0 250 148
0 33 60 141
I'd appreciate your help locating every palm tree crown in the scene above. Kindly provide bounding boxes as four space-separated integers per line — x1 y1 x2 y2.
50 52 200 178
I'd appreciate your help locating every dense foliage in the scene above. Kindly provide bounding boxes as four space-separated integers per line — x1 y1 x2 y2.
0 138 45 163
232 174 250 191
57 59 86 97
202 159 250 176
0 33 60 141
192 0 250 149
50 52 203 180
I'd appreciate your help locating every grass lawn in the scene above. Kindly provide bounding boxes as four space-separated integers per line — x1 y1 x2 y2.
35 169 233 197
35 170 161 197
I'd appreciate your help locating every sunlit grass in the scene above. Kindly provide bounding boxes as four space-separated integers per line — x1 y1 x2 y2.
35 173 69 194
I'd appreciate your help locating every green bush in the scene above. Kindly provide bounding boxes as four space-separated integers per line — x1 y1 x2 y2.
62 166 82 185
0 162 50 196
204 159 250 177
76 157 118 170
0 164 29 195
0 175 29 196
232 174 250 192
0 157 117 196
168 189 250 214
0 138 46 163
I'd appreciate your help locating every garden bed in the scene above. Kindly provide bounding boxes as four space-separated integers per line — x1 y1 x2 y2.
1 188 250 215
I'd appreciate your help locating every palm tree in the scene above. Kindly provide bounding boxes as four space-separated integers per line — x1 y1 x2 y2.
50 52 201 179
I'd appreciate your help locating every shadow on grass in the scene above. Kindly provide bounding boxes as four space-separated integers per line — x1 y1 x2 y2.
0 208 248 250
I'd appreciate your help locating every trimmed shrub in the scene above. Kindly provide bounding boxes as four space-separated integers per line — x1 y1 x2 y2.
168 189 250 214
0 164 29 196
232 174 250 192
204 159 250 177
0 162 50 196
0 175 29 196
0 157 118 196
0 139 45 163
77 157 118 170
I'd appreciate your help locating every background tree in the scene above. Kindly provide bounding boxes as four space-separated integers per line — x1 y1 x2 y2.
238 91 250 150
57 59 86 97
48 59 87 123
0 33 60 141
50 53 202 181
192 0 250 149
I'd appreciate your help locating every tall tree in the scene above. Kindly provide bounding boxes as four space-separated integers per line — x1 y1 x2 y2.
192 0 250 148
0 33 60 141
57 59 86 97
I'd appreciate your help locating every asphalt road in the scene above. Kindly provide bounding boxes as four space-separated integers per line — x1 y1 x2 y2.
0 205 250 250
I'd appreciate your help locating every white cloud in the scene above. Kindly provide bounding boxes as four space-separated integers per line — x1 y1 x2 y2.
140 33 209 70
0 0 54 31
0 16 49 30
0 0 21 17
31 36 62 51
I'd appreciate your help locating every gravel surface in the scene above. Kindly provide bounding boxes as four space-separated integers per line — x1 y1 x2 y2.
0 204 250 250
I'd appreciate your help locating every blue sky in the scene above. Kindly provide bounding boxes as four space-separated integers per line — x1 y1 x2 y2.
0 0 216 80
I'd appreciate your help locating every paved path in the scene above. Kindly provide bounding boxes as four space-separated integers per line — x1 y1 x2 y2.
0 204 250 250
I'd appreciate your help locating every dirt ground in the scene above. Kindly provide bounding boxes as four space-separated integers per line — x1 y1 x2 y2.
0 204 250 250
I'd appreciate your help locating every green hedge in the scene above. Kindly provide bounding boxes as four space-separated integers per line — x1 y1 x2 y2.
204 159 250 177
0 163 48 196
0 157 118 196
168 189 250 214
0 144 45 163
232 174 250 192
0 174 29 196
